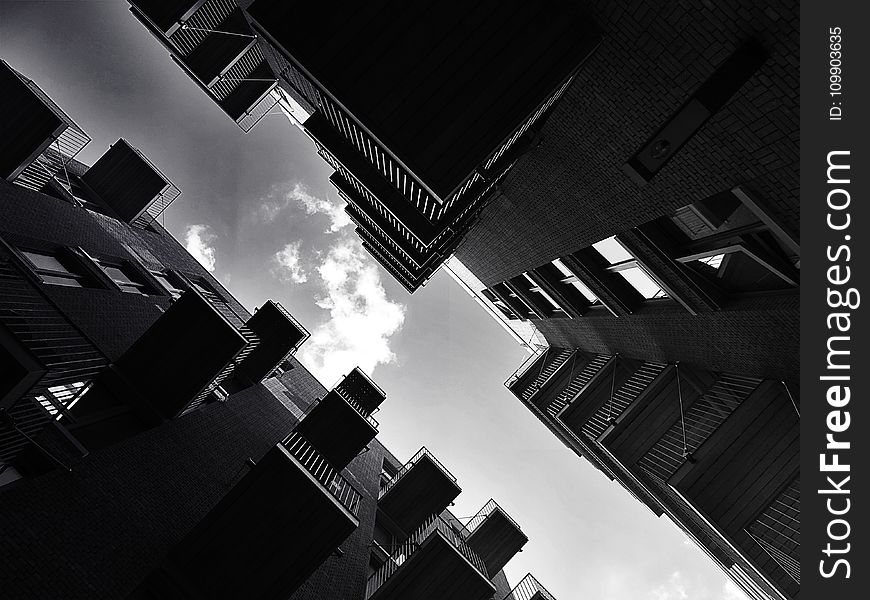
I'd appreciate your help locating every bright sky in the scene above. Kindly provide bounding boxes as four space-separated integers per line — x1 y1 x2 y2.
0 3 747 599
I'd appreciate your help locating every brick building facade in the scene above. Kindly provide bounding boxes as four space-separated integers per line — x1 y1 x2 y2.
0 59 550 600
122 2 801 599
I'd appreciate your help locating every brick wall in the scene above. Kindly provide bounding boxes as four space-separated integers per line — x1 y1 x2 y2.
455 0 799 384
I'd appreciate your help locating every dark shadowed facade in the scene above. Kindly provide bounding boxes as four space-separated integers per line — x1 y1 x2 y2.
124 2 800 600
0 60 554 600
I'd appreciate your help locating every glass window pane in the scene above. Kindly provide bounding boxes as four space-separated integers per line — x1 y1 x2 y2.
153 273 182 295
618 267 667 299
22 251 69 273
592 236 634 264
551 258 574 278
570 281 599 303
552 258 598 302
102 265 136 284
40 274 82 287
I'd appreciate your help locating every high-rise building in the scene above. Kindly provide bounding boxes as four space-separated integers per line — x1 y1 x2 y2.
125 2 800 599
126 0 601 291
0 59 552 600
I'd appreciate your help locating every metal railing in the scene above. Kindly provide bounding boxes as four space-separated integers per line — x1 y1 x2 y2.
167 0 238 56
502 573 558 600
463 499 523 538
283 431 362 517
365 514 489 599
504 344 549 389
236 89 279 133
379 447 457 499
329 390 379 430
639 373 761 481
747 475 800 585
334 367 386 409
209 43 272 101
125 142 182 228
0 244 109 464
582 361 667 439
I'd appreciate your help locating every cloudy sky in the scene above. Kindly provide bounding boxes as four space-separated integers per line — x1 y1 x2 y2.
0 3 746 599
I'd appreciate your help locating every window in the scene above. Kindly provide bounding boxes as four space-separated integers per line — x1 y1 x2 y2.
20 249 91 287
521 273 565 314
552 258 599 303
481 288 520 320
592 237 668 299
95 258 156 295
151 270 184 298
35 382 90 420
669 189 799 295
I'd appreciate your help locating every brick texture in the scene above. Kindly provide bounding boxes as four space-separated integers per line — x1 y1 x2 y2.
455 0 799 386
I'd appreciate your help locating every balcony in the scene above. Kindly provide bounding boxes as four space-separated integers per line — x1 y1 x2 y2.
502 574 558 600
463 499 528 575
167 3 256 87
129 0 278 132
379 447 462 534
334 366 387 414
366 514 495 600
92 288 249 420
1 60 91 192
0 243 108 465
234 300 309 385
294 388 379 470
140 435 361 600
82 139 180 227
129 0 207 35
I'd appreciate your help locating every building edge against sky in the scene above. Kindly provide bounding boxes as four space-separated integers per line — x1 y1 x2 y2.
122 1 800 599
0 57 559 600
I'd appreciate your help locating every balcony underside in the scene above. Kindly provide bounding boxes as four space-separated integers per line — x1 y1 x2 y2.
0 324 46 410
180 9 254 86
0 60 66 181
379 456 462 534
235 300 308 384
368 532 495 600
140 444 359 600
219 61 275 120
82 139 170 224
294 390 377 469
108 290 247 419
130 0 204 34
466 510 528 575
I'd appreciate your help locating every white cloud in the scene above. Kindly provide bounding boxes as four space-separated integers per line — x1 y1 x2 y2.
273 241 308 283
184 224 217 272
299 237 405 385
260 182 350 233
650 572 689 600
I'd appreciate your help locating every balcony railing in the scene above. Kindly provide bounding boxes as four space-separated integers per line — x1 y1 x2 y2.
463 499 523 538
379 446 457 500
283 431 362 516
333 366 386 414
639 373 762 481
167 0 238 57
0 244 108 464
504 344 549 389
365 514 490 599
502 573 558 600
126 143 182 228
